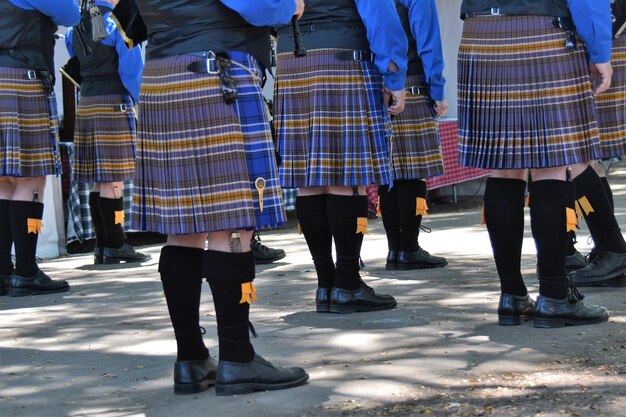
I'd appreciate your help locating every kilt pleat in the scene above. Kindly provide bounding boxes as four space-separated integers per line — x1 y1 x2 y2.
596 35 626 158
391 75 443 180
72 94 136 183
275 49 391 188
457 16 601 169
131 52 285 235
1 66 60 177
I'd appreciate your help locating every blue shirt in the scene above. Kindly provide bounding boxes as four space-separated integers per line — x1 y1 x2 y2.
9 0 80 26
222 0 296 27
356 0 408 91
66 1 144 103
399 0 445 100
569 0 612 63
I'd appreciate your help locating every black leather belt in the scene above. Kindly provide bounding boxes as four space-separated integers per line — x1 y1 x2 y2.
186 51 219 74
462 8 506 19
335 50 374 62
186 51 237 103
23 69 54 96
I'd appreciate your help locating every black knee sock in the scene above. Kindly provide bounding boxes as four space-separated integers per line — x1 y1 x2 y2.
483 178 527 296
89 192 106 249
205 250 255 363
573 167 626 253
159 246 208 361
397 180 427 252
0 200 13 276
378 185 401 252
599 176 614 211
529 180 572 299
566 232 578 256
98 196 126 249
10 201 43 277
296 195 334 288
327 195 368 290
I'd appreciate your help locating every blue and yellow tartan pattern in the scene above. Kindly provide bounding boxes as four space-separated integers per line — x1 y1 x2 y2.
1 66 60 177
390 74 444 180
596 35 626 159
274 49 392 188
131 52 285 235
458 16 601 170
73 94 137 183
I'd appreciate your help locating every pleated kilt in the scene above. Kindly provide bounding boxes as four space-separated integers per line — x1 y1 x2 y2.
72 94 136 183
595 35 626 158
0 66 60 177
458 16 601 169
275 49 392 188
390 75 443 180
131 51 285 235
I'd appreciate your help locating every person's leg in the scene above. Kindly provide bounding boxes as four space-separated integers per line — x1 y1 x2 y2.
326 186 397 313
483 170 533 325
88 184 106 264
160 234 215 395
98 182 150 264
204 230 308 396
9 177 69 296
395 179 447 269
295 190 334 312
0 178 16 295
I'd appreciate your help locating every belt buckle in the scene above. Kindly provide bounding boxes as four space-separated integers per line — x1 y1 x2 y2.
490 7 500 16
206 51 218 75
411 86 421 95
25 70 37 80
118 104 128 112
353 50 363 61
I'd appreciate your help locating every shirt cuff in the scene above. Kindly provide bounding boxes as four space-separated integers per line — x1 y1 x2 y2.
384 71 406 91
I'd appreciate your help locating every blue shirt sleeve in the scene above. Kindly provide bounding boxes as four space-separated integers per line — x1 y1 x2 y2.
10 0 80 27
65 27 76 58
403 0 445 100
99 5 144 104
220 0 295 27
568 0 612 63
355 0 408 91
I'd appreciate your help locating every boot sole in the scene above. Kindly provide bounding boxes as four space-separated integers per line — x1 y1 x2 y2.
329 301 398 314
571 268 626 284
316 303 330 313
215 374 309 396
572 275 626 288
396 261 448 270
534 314 609 328
385 264 397 270
498 314 532 326
9 286 70 297
254 253 286 265
174 378 216 395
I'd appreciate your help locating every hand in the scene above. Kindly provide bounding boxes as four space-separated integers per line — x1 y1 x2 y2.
294 0 305 19
589 61 612 95
384 87 406 115
433 99 448 118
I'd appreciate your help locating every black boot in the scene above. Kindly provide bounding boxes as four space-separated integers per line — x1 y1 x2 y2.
0 199 13 295
378 185 401 270
395 180 447 269
296 195 335 312
9 201 69 296
327 195 396 313
88 192 106 264
99 196 151 264
565 232 588 272
250 232 285 264
159 245 216 394
204 250 308 396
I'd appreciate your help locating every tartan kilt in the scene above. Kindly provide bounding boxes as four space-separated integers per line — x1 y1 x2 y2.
391 75 443 180
131 52 285 235
595 35 626 158
72 94 136 183
458 15 601 169
0 66 60 177
275 49 392 188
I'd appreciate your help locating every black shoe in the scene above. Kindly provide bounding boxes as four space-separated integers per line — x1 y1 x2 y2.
497 293 534 325
397 247 447 270
534 287 609 328
251 233 286 264
570 250 626 286
174 356 218 395
316 287 331 313
103 243 151 264
329 282 397 313
94 247 104 265
9 270 70 297
0 274 11 296
385 250 398 270
215 354 309 396
565 250 587 272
